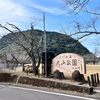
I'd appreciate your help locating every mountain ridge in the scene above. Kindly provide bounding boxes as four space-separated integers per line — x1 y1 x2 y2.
0 29 90 62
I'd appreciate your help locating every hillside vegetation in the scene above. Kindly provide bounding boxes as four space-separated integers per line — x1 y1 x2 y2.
0 29 90 62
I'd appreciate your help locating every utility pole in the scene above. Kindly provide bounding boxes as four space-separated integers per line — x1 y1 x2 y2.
43 13 47 77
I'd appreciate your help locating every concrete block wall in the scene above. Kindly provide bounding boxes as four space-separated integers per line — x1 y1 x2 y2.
0 72 93 95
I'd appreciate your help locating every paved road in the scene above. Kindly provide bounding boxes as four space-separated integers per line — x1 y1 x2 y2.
0 85 97 100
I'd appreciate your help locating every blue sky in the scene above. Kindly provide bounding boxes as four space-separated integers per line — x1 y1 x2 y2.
0 0 100 53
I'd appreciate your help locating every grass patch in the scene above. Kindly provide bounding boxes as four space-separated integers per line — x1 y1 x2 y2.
84 65 100 80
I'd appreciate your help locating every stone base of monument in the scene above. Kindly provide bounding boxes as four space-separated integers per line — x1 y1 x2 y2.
0 72 93 95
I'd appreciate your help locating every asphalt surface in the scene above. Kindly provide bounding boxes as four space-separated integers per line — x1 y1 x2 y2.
0 84 98 100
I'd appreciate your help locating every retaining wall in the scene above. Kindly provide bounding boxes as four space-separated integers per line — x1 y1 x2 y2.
0 72 93 95
0 73 18 83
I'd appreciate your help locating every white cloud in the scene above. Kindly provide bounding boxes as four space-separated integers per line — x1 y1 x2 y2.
0 0 66 36
0 0 30 18
0 0 67 36
0 0 34 35
31 3 65 15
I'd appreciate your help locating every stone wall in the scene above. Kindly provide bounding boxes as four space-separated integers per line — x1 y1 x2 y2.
0 72 93 95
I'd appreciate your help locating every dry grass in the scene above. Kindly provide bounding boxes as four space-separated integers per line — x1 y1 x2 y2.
2 64 100 81
84 64 100 80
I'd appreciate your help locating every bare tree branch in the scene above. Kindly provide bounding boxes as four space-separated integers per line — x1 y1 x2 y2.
6 22 31 44
86 10 100 16
62 0 100 40
0 22 43 75
62 0 89 13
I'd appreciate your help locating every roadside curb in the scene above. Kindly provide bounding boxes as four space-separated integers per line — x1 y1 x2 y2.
94 89 100 93
0 72 93 95
94 86 100 93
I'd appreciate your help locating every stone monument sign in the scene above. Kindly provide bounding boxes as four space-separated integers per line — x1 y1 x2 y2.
51 53 86 77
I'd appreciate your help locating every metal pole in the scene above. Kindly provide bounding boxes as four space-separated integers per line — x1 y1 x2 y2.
43 13 47 77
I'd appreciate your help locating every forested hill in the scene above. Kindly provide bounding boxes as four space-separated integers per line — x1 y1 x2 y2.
0 29 90 57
